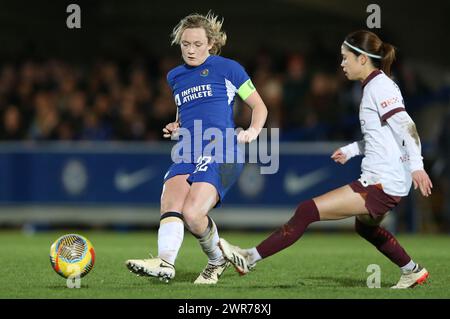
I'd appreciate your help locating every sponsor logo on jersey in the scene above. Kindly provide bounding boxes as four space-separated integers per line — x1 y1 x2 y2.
380 96 400 108
178 84 213 104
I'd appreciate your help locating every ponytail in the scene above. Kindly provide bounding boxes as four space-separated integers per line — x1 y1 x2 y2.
381 42 396 76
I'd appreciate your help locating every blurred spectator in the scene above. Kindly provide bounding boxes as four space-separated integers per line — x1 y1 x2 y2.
395 59 432 112
28 91 59 140
113 89 147 140
300 72 339 140
82 112 112 141
61 91 87 138
250 58 283 129
147 95 177 140
282 53 310 129
128 67 153 107
0 105 26 140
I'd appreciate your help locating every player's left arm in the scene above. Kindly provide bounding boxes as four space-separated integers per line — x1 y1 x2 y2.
386 111 433 197
237 81 268 143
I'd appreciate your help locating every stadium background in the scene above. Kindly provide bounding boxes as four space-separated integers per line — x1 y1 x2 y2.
0 0 449 299
1 0 448 232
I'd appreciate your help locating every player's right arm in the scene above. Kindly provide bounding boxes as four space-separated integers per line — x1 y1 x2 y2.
331 140 365 164
162 109 180 139
164 70 180 139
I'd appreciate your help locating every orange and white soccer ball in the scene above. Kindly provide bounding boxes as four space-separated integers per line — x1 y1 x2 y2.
49 234 95 278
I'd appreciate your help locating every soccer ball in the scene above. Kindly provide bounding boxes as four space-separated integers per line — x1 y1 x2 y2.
49 234 96 278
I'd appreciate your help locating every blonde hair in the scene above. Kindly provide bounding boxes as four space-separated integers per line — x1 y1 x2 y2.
171 11 227 55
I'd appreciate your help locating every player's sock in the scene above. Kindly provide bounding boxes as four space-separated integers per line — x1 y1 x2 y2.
247 247 262 264
157 212 184 265
355 218 411 268
400 259 417 273
256 199 320 259
194 216 224 265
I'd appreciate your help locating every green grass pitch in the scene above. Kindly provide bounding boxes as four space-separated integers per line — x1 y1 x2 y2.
0 230 449 299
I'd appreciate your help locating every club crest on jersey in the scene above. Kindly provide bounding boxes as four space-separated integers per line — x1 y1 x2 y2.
200 69 209 77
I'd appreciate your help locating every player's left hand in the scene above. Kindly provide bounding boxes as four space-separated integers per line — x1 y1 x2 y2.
412 170 433 197
237 127 260 143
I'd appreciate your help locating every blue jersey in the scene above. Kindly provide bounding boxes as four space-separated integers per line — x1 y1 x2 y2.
167 55 254 163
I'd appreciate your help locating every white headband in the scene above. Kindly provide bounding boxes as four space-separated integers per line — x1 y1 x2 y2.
343 41 382 59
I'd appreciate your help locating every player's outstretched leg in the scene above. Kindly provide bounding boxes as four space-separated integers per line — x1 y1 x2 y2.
355 216 429 288
220 199 320 275
192 216 229 284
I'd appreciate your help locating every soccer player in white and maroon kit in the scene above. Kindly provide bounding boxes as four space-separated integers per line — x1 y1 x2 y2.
220 30 433 289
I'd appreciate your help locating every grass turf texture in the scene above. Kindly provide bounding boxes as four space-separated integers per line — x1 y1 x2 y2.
0 230 449 299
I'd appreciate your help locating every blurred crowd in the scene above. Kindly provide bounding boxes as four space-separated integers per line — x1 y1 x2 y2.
0 56 178 141
0 50 442 143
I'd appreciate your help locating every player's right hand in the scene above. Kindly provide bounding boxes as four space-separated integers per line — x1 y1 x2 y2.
331 148 348 165
162 122 180 139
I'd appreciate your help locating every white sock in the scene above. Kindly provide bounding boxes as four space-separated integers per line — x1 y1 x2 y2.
198 217 224 265
157 213 184 265
400 259 416 273
248 247 262 264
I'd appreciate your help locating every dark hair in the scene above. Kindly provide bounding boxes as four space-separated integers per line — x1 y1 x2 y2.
344 30 396 76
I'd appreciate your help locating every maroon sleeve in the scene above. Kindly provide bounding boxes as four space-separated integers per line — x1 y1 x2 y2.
381 107 405 122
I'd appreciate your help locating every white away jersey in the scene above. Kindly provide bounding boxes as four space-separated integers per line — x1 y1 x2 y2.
358 70 413 196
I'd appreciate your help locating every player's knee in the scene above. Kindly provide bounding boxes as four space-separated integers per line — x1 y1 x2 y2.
181 205 207 233
292 199 320 223
182 208 196 227
355 216 378 238
160 197 184 214
356 214 384 226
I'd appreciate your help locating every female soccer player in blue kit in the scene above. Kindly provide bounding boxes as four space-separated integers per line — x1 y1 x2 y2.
126 12 268 284
220 30 433 289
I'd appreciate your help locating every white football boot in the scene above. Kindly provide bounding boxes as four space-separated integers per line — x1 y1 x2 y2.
194 261 230 284
391 264 429 289
126 257 175 283
218 238 255 275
